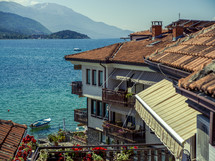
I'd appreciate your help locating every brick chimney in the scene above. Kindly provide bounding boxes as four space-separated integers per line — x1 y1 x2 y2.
151 21 162 39
172 23 184 41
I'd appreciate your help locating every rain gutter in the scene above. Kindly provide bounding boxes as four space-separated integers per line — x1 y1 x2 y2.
175 86 215 113
144 59 191 79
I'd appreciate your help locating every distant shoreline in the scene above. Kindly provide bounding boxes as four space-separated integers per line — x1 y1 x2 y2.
0 30 91 40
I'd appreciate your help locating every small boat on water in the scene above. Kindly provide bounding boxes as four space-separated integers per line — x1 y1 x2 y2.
30 118 51 128
74 48 81 51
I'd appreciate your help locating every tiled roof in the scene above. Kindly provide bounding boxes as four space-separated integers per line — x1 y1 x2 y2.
109 34 173 64
0 120 27 160
64 43 122 62
130 29 169 36
178 61 215 97
65 33 174 65
148 25 215 72
166 19 215 31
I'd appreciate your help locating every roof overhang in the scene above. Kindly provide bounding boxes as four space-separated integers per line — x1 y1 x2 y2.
111 69 165 85
144 59 191 80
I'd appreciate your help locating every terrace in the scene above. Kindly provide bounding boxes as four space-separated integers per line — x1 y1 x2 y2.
71 81 82 96
74 108 87 125
102 121 145 143
31 143 174 161
102 88 135 107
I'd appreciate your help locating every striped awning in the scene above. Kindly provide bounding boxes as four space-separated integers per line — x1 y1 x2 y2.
135 79 200 158
111 69 165 85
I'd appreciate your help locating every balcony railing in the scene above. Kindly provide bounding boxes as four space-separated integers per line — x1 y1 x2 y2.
71 81 82 96
102 88 135 106
31 144 174 161
102 121 145 143
74 108 87 125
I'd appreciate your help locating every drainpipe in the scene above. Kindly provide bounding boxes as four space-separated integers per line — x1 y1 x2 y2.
100 62 106 89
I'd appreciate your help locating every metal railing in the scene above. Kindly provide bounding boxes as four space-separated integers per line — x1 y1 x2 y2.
31 143 174 161
74 108 87 125
102 88 135 106
103 121 145 143
71 81 82 96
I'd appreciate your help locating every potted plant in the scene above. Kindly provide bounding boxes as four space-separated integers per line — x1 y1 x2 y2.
115 152 130 161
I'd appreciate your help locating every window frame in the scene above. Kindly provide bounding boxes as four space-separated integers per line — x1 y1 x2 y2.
98 70 103 86
91 100 97 116
92 70 97 86
86 69 91 85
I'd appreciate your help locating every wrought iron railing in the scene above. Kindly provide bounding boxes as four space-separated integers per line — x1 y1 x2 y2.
71 81 82 96
74 108 87 125
31 144 174 161
103 121 145 143
102 88 135 106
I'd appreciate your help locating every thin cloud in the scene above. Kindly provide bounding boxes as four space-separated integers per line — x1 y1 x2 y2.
0 0 39 6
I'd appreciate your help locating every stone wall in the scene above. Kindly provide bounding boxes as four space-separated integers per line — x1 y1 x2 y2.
87 128 100 145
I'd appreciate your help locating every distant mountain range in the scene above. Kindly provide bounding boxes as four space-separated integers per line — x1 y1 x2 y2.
0 1 133 39
0 11 51 35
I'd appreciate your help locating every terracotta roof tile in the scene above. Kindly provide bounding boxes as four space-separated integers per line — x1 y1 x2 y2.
64 43 122 62
178 61 215 97
0 120 27 161
148 24 215 72
130 29 168 36
65 33 174 65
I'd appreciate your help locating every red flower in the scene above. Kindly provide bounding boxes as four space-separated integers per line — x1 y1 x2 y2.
134 146 138 149
32 138 37 143
16 152 22 157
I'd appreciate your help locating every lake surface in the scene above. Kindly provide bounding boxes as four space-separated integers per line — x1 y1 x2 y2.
0 39 123 138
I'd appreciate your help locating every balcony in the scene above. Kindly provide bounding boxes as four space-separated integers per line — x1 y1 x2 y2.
74 108 87 125
102 121 145 143
71 81 82 96
32 144 174 161
102 88 135 106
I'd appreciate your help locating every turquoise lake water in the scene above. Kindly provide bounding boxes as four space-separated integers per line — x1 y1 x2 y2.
0 39 123 138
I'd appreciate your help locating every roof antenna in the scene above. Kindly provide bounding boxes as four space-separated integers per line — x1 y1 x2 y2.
179 13 181 20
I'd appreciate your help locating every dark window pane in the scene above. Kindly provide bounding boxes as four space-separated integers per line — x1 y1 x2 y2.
98 101 103 117
86 69 90 84
91 100 96 115
92 70 97 85
99 71 103 86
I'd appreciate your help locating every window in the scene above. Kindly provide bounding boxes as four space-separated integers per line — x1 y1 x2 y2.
97 101 103 117
98 70 103 86
92 70 97 85
91 100 108 119
91 100 97 115
100 132 106 144
86 69 90 84
103 103 109 119
126 116 135 126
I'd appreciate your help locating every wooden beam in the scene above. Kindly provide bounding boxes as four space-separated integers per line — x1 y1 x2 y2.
210 112 215 146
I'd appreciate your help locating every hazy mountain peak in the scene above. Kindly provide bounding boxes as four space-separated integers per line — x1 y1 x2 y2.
0 1 133 38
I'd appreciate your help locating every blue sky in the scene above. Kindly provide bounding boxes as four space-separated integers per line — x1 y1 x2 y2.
2 0 215 31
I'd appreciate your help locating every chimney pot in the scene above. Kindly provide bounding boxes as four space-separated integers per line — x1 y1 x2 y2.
172 23 184 41
151 21 162 39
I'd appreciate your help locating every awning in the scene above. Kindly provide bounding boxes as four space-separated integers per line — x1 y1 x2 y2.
111 69 165 85
135 79 200 158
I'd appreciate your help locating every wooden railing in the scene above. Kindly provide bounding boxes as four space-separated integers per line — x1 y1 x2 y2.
74 108 87 125
31 144 175 161
102 88 135 106
103 121 145 143
71 81 82 96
